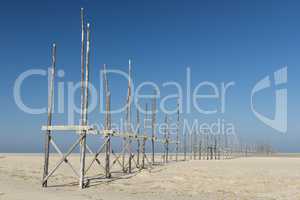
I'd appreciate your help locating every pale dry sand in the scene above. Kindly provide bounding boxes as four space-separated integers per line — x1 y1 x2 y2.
0 154 300 200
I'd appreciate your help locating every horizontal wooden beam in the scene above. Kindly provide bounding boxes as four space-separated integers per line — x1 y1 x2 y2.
41 125 93 132
41 127 178 145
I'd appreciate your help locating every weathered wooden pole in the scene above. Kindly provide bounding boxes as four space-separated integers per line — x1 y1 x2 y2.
42 43 56 187
141 103 148 169
214 135 217 160
122 126 126 172
210 135 212 160
128 138 132 173
79 22 90 189
206 134 209 160
136 108 141 167
127 59 132 173
217 133 221 160
103 64 111 178
176 99 179 162
198 135 202 160
80 8 85 125
164 115 169 163
193 131 197 160
190 130 193 160
141 137 147 169
105 100 111 178
141 136 146 169
78 7 86 188
122 60 132 173
167 115 170 163
151 95 156 164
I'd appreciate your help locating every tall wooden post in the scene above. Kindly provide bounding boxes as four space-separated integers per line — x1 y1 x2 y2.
122 60 132 173
206 134 209 160
193 131 196 160
183 130 187 161
103 64 111 178
190 131 193 160
127 59 132 173
141 103 148 169
128 138 132 173
122 127 126 172
80 8 85 127
217 133 221 160
141 137 146 169
176 99 179 162
105 123 111 178
42 43 56 187
78 8 86 188
214 136 217 160
151 95 156 164
164 115 169 163
79 22 90 189
136 108 140 167
198 135 202 160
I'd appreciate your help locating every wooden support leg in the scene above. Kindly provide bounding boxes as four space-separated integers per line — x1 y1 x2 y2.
176 143 178 162
42 131 51 187
214 147 217 160
207 147 209 160
137 139 140 168
128 138 132 173
79 132 86 189
166 142 169 163
122 138 127 172
151 138 155 164
79 18 90 188
105 136 111 178
141 139 146 169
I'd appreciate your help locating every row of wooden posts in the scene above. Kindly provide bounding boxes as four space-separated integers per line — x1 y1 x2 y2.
41 8 234 189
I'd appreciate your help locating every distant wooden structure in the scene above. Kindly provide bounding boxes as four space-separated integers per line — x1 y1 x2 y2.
41 8 243 189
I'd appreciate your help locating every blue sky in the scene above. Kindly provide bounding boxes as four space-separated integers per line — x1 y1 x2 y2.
0 0 300 152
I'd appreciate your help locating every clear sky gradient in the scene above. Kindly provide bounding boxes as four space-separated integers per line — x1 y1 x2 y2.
0 0 300 152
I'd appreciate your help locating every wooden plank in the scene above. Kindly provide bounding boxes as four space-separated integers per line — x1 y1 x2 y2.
41 125 92 131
